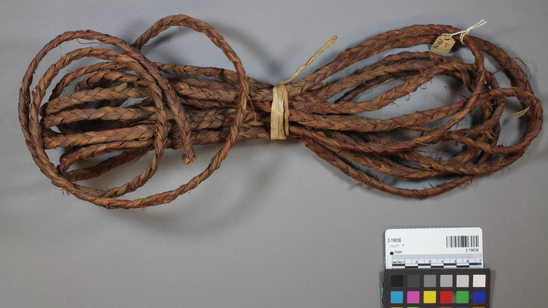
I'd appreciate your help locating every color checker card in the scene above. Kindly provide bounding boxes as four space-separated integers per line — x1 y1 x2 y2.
382 268 490 308
382 228 491 308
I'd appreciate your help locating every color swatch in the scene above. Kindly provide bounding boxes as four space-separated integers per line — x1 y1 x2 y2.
383 268 490 308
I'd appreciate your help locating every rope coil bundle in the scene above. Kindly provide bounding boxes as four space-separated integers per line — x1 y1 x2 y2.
19 15 543 209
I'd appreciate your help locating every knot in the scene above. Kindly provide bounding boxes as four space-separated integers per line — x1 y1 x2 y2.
443 19 487 44
19 15 542 208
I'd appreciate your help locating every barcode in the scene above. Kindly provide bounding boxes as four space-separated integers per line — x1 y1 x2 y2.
446 235 479 248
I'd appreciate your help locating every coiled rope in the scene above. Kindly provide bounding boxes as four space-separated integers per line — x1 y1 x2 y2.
19 14 543 208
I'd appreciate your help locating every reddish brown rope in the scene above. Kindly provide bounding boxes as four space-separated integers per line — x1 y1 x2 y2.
19 14 543 208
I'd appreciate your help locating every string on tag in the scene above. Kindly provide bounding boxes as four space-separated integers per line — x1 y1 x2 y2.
443 19 487 44
270 36 338 140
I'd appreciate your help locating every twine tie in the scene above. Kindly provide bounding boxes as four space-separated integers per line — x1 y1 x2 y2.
271 36 337 140
443 19 487 44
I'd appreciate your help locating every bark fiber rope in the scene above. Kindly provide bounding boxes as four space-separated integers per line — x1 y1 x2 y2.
19 14 543 208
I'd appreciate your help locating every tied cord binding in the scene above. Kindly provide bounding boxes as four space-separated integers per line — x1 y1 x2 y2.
271 36 337 140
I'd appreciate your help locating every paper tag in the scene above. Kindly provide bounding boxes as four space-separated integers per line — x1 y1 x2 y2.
385 227 484 269
430 35 456 54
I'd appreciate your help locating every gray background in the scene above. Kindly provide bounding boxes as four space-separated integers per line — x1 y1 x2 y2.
1 0 547 307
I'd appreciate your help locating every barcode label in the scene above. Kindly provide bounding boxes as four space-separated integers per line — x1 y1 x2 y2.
385 228 484 269
446 235 479 248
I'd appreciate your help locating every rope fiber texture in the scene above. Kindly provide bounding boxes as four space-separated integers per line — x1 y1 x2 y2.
19 15 543 208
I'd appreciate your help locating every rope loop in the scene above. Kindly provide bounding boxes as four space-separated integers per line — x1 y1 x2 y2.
19 16 542 208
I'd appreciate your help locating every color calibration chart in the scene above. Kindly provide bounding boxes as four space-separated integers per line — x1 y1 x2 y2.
382 228 491 308
383 268 490 307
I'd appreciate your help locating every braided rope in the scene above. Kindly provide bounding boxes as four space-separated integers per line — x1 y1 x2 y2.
19 14 543 208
